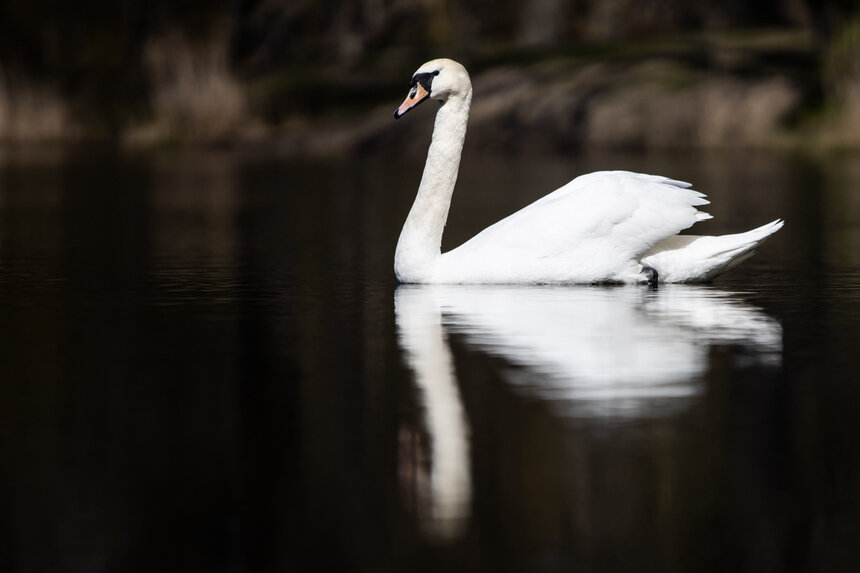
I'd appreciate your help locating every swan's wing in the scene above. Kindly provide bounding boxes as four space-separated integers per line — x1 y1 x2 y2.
442 171 711 281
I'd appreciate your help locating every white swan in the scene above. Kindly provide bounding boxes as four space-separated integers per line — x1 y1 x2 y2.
393 58 784 284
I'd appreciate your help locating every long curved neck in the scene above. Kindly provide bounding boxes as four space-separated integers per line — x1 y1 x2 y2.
395 90 472 283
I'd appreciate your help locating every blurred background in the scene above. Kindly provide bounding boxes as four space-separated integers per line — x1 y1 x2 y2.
2 0 860 152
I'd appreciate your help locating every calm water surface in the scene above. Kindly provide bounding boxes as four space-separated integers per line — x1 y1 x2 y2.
0 146 859 572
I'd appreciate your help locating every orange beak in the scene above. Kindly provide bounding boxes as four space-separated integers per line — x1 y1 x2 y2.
394 83 430 119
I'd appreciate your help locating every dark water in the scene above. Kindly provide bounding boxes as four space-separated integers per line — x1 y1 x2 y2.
0 146 859 572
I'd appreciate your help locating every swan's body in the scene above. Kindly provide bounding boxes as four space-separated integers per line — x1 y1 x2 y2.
394 59 783 284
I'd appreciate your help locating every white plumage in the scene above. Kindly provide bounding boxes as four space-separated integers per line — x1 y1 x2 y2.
394 59 783 284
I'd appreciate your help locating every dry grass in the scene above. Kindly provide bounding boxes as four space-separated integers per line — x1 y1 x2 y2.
0 71 73 141
125 32 248 145
463 60 802 151
825 17 860 116
798 18 860 148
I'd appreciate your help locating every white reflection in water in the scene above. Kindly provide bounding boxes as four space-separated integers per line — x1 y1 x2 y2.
395 284 782 538
433 284 781 415
396 287 472 542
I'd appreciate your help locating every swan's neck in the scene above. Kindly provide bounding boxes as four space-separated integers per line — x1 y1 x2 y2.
395 90 472 282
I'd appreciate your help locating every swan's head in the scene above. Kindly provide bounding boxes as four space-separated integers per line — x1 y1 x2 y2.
394 59 471 119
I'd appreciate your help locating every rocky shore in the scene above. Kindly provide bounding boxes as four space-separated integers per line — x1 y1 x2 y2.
271 31 860 157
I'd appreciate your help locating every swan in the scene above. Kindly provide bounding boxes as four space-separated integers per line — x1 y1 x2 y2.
393 58 784 284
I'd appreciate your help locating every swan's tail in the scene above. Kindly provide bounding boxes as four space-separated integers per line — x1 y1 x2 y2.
642 219 784 282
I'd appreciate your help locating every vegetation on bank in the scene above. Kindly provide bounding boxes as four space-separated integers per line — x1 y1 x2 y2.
1 0 859 151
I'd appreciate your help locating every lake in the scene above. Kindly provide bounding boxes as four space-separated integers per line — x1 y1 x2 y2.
0 145 859 572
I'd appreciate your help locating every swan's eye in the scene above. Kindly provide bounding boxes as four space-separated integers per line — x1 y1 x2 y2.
433 70 440 76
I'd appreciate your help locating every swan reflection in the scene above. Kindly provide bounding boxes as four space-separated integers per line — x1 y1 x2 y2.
396 286 471 541
395 284 782 538
399 285 781 417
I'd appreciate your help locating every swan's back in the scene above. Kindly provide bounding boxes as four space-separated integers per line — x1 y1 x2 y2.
435 171 713 284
